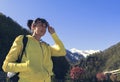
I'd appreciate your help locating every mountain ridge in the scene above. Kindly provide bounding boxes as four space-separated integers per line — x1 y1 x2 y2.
70 48 100 57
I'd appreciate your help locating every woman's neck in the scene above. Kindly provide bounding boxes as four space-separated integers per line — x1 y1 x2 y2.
32 33 41 41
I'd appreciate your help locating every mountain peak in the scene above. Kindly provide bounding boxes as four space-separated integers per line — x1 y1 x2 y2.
70 48 100 57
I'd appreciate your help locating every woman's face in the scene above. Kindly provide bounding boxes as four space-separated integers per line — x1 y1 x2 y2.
33 22 47 36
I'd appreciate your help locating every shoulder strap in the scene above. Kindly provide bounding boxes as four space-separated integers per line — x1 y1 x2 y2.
16 35 28 63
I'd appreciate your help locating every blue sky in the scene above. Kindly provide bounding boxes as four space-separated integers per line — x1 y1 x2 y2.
0 0 120 51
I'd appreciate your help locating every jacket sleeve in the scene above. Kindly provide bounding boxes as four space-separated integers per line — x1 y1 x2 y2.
50 33 66 56
2 35 28 72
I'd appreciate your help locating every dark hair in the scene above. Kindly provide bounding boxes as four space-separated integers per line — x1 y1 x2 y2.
34 18 49 27
27 20 33 30
27 18 49 30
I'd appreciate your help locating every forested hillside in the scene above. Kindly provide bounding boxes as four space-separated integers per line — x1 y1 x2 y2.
102 42 120 70
0 12 30 71
73 42 120 81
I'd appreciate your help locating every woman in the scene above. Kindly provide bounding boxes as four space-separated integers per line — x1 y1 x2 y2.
2 18 66 82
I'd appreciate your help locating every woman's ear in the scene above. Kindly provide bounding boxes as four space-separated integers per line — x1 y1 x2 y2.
31 25 35 32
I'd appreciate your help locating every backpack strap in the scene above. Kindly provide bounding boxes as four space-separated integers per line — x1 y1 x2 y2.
9 35 28 81
16 35 28 63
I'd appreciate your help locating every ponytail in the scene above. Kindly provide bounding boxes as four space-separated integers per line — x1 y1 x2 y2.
27 20 33 30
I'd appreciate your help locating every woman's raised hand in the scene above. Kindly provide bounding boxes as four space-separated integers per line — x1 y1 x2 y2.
48 26 55 34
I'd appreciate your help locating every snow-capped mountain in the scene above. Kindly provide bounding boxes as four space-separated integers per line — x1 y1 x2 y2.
65 50 84 65
70 48 100 57
65 48 100 65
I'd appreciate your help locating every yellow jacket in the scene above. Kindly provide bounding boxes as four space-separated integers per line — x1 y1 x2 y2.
2 33 66 82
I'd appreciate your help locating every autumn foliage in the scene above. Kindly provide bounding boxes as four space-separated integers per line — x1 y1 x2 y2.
70 66 85 80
